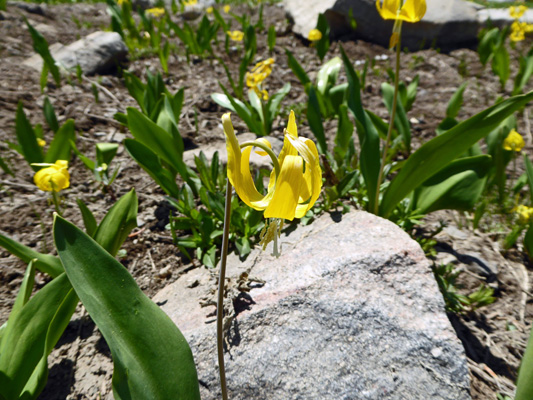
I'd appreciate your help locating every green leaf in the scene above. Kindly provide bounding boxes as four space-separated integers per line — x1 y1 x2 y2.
70 140 95 170
307 86 327 154
334 104 354 161
16 101 43 171
492 44 510 90
340 45 380 212
266 82 290 133
267 25 276 52
380 91 533 217
0 272 78 400
77 199 98 237
25 19 61 87
382 82 411 153
53 216 201 400
516 314 533 400
44 119 75 163
446 82 468 119
513 50 533 95
127 107 187 177
0 233 63 277
285 49 311 87
96 142 119 166
124 139 180 198
43 96 59 133
93 189 137 257
316 57 341 95
524 153 533 202
413 155 492 214
315 13 330 61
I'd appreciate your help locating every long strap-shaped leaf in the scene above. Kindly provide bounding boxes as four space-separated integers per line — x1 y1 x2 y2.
340 46 380 212
53 216 201 400
379 91 533 217
0 272 78 400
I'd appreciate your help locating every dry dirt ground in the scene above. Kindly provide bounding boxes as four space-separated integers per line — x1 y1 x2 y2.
1 2 533 399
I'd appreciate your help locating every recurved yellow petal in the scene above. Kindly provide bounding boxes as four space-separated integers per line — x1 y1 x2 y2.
264 155 304 220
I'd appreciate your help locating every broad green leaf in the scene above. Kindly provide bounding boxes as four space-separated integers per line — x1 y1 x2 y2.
285 49 311 87
0 233 63 277
382 82 411 153
267 25 276 52
77 199 98 237
413 155 492 214
43 96 59 133
316 57 341 95
404 75 419 112
127 107 186 175
93 188 137 257
123 71 146 113
334 104 354 161
124 139 180 198
341 46 380 212
96 142 119 166
492 44 510 89
478 27 499 66
446 82 468 119
307 86 327 154
0 272 77 400
315 13 330 61
16 102 43 171
25 19 61 87
380 91 533 217
53 216 201 400
44 119 75 163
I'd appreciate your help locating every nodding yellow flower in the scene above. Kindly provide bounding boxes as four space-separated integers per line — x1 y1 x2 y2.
226 30 244 42
223 4 230 13
376 0 426 48
246 58 274 100
376 0 426 23
37 138 46 147
117 0 129 5
33 160 70 192
503 129 525 152
206 6 213 13
515 205 533 224
146 7 165 18
307 29 322 42
222 111 322 221
510 5 528 19
183 0 197 6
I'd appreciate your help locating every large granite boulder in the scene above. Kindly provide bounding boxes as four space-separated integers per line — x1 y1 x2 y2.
154 211 471 399
23 31 127 76
284 0 482 51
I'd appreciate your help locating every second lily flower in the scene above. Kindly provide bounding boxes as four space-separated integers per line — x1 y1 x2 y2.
222 111 322 221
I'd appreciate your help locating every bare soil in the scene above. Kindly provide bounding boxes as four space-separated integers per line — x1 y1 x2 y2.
0 2 532 399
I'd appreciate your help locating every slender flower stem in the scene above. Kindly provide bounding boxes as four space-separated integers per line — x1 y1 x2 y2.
217 178 232 400
373 31 402 215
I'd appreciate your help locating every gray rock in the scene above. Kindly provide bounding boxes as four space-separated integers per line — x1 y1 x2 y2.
284 0 482 51
23 31 127 76
154 211 471 399
8 1 47 15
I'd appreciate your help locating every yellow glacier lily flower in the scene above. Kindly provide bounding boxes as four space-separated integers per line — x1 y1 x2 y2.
33 160 70 192
37 138 46 147
222 111 322 221
515 205 533 224
206 6 213 13
146 7 165 18
503 129 525 152
510 5 527 19
307 29 322 42
183 0 197 6
376 0 426 23
226 30 244 42
223 4 230 13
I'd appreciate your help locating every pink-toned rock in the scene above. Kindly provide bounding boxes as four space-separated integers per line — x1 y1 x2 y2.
154 211 471 399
